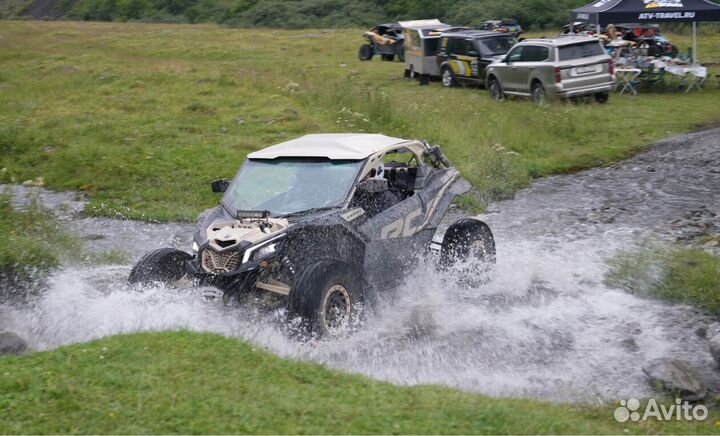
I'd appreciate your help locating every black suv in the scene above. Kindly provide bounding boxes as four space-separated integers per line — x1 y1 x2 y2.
437 30 517 88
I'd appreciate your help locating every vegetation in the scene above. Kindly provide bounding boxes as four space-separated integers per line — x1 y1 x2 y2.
606 245 720 315
0 19 718 434
0 330 717 434
0 21 718 221
2 0 595 29
0 189 73 281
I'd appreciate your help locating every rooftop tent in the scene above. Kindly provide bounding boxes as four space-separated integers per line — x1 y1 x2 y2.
572 0 720 63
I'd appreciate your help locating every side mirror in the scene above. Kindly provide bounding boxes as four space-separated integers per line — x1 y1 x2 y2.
211 179 230 193
357 178 388 194
468 50 479 57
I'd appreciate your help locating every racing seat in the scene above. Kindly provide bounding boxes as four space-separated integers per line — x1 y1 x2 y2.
384 167 417 200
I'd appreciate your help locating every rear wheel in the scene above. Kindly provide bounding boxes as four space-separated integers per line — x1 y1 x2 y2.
128 248 192 285
488 77 504 101
531 82 547 106
287 260 362 338
440 219 496 287
358 44 373 61
594 92 609 104
441 67 456 87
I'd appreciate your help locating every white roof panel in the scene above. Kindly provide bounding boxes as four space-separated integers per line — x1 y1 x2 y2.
398 19 444 28
247 133 408 160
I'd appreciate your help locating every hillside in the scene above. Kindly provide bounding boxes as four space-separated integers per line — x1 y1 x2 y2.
1 0 590 29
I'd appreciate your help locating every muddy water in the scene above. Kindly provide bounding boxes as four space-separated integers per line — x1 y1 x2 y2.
2 128 720 404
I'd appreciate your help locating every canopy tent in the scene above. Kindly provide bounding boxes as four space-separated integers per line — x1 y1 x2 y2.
571 0 720 64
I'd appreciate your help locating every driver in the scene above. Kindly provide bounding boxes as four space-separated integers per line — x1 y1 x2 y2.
350 164 399 217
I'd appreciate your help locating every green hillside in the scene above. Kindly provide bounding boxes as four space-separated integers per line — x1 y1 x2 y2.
2 0 590 29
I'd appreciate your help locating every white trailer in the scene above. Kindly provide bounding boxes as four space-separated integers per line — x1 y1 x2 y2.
400 19 465 79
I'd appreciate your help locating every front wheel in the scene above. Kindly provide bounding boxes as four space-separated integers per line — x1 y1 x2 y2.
128 248 192 285
287 260 362 338
441 67 455 88
531 82 547 106
358 44 373 61
488 78 504 101
594 92 609 104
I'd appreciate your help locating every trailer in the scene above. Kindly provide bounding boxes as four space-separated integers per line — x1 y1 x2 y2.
400 19 467 79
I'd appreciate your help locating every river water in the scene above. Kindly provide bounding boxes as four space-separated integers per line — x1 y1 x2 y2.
2 128 719 404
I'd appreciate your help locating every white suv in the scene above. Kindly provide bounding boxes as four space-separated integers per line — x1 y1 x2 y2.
485 35 616 105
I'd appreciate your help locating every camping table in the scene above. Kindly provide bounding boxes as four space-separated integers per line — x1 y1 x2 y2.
665 64 708 92
615 68 641 95
685 66 708 92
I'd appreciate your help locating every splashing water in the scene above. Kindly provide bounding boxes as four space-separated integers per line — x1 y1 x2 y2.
2 128 720 404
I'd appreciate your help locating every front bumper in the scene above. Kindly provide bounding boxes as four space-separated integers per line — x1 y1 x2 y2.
185 256 261 294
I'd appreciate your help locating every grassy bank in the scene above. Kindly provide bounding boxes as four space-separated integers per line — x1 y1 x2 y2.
606 245 720 315
0 21 718 221
0 330 717 434
0 190 68 281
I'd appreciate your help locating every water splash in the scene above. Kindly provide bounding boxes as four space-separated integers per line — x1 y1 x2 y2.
2 128 720 403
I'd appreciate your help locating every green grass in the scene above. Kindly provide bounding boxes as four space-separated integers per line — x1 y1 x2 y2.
0 187 128 278
0 330 717 434
0 189 77 278
605 245 720 315
0 21 718 221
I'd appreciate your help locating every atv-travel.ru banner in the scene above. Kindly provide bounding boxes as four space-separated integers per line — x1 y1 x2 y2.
638 11 696 19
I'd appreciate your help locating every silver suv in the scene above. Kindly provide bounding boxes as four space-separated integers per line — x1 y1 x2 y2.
485 36 616 105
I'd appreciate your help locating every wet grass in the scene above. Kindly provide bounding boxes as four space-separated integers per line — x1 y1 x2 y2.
0 330 717 434
0 190 75 281
0 21 718 221
0 188 126 282
606 245 720 315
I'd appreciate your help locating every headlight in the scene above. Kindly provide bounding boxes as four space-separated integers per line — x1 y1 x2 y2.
252 243 277 261
192 241 199 255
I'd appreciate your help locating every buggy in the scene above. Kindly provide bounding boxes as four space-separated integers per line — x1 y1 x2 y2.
359 23 405 62
476 19 525 37
129 134 495 338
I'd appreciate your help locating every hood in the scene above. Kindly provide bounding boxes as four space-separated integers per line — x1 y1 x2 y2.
205 218 290 252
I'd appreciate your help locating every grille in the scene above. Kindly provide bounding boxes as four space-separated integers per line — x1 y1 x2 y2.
216 239 237 248
202 248 241 273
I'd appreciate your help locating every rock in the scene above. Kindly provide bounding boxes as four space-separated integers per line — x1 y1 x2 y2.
695 326 707 338
0 332 28 356
709 334 720 366
642 358 707 401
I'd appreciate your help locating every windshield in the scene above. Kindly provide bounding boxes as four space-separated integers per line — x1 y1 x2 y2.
476 36 517 56
222 158 363 216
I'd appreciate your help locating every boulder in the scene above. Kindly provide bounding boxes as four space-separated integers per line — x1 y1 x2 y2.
0 331 28 356
709 334 720 366
642 358 707 401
